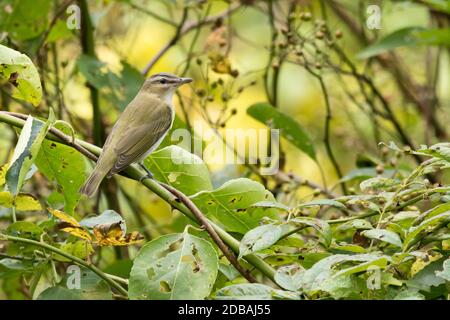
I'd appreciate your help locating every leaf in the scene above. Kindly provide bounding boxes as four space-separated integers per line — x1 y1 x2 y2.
361 229 403 247
403 212 450 250
0 192 41 211
247 102 316 161
250 201 290 211
129 232 219 300
297 199 346 209
393 289 425 300
80 210 125 232
37 268 112 300
274 264 304 291
144 146 212 196
77 55 144 111
420 0 450 14
6 113 54 195
358 27 450 59
290 217 332 247
0 163 7 186
239 224 286 258
407 258 447 292
214 283 300 300
191 178 279 234
0 0 51 41
57 241 94 262
93 222 143 247
339 167 396 183
48 208 92 241
35 139 85 214
299 253 388 294
7 221 43 239
435 258 450 281
360 177 399 192
0 44 42 105
336 219 373 232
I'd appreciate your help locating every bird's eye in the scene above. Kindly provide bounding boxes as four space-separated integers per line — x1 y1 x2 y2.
159 79 167 84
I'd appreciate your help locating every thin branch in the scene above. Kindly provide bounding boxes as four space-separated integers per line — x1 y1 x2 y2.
158 181 257 283
0 234 128 296
141 3 241 76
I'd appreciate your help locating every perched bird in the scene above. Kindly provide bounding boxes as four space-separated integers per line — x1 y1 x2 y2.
79 72 192 197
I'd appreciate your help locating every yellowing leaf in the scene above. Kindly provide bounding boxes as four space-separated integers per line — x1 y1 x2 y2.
48 207 80 226
48 207 92 241
0 163 7 186
410 252 443 277
15 193 42 211
0 192 42 211
93 222 143 246
0 191 13 207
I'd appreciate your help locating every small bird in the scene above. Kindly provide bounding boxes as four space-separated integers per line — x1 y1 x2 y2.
79 72 192 197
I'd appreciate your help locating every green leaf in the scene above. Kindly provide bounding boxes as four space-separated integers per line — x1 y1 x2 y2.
361 229 403 248
297 199 346 209
336 219 373 232
6 113 54 194
420 0 450 14
144 146 212 196
0 0 51 41
37 268 112 300
247 102 316 161
299 253 388 294
129 231 219 300
403 212 450 250
274 264 304 291
214 283 300 300
358 27 450 59
35 139 85 214
77 55 144 111
46 19 75 43
0 44 43 106
239 224 286 258
393 289 425 300
191 178 279 234
0 192 42 211
290 217 332 247
435 258 450 281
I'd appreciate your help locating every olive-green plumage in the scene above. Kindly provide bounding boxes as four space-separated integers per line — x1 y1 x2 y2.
79 73 192 197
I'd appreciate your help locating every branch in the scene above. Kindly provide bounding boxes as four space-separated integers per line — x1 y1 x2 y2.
141 3 241 76
0 234 128 296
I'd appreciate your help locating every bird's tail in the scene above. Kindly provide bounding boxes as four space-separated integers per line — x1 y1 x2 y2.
79 168 108 198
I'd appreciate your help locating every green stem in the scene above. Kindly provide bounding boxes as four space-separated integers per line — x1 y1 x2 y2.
0 233 128 296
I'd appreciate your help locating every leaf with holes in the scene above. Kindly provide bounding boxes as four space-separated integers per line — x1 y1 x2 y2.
191 178 279 234
129 231 218 300
144 146 212 196
35 138 85 214
0 44 42 106
361 229 403 248
239 224 288 258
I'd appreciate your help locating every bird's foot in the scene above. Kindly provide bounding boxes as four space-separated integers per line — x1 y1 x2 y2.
139 163 154 182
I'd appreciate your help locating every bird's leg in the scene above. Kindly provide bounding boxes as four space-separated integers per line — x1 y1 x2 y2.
139 162 154 182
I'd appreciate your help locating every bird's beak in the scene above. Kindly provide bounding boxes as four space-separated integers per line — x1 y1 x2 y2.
179 77 193 85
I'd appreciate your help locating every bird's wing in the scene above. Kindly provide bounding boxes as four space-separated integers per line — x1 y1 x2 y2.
108 103 172 176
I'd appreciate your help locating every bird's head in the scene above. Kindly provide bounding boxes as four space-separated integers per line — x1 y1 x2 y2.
142 73 192 99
